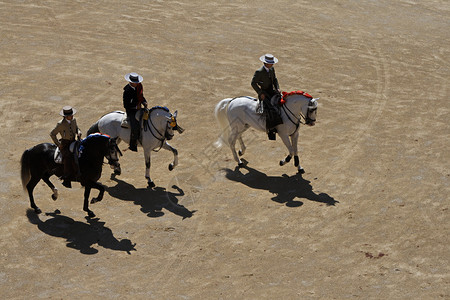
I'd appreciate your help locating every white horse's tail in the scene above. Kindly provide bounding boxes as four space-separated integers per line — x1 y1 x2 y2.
214 98 233 147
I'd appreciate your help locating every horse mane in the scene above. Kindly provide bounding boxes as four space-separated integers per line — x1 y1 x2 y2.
281 90 313 104
149 106 169 113
79 134 110 160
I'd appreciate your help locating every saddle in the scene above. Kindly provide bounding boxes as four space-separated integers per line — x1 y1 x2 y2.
54 141 80 164
120 109 150 129
264 94 283 130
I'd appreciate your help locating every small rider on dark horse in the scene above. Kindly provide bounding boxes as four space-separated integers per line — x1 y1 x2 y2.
251 53 283 140
123 72 148 152
50 106 82 188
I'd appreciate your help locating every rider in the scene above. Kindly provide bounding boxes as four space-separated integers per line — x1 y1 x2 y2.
50 106 82 188
123 72 148 152
251 53 283 140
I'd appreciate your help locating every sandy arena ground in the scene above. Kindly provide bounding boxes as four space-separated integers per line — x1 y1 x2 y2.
0 0 449 299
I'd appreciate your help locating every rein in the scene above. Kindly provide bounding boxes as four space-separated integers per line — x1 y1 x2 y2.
143 109 171 152
281 98 317 136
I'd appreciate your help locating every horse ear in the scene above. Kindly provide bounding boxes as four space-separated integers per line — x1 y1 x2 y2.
173 110 178 118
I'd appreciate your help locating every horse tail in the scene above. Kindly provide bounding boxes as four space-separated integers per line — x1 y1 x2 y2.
20 149 31 190
214 98 233 147
87 120 100 136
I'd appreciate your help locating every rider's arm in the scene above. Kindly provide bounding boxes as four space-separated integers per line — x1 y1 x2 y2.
251 69 263 96
50 122 62 147
272 68 280 91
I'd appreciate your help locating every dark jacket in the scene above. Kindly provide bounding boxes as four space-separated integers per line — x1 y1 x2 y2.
251 66 279 97
123 84 147 111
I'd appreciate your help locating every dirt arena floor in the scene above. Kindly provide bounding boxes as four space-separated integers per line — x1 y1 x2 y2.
1 0 449 298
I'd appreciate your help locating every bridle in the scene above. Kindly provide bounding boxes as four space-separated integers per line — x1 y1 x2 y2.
281 98 318 135
105 139 122 166
304 100 318 125
144 109 180 151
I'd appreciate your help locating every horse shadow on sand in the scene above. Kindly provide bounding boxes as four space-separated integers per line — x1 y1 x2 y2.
26 209 136 255
106 177 195 219
223 164 338 207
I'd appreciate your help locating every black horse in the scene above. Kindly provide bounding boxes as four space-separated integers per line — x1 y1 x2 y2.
20 134 122 218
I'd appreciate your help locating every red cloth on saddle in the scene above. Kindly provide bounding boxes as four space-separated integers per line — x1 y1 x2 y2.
136 83 145 107
280 90 313 104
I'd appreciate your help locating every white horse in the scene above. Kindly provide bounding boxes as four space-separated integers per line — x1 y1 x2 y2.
215 91 318 173
87 106 183 187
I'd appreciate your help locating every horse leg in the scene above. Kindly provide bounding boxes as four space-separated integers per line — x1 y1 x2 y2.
90 182 105 204
83 185 95 218
279 133 295 167
42 174 58 201
144 148 155 188
237 135 246 156
280 154 292 166
162 141 178 171
26 176 41 214
290 132 304 174
228 130 243 166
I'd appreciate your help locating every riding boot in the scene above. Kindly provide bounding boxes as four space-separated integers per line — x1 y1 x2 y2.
268 129 276 141
62 177 72 188
129 138 138 152
62 156 73 188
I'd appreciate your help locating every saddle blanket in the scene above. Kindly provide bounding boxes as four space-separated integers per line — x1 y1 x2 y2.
121 113 130 128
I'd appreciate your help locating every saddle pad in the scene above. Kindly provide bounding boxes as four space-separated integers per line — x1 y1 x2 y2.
121 113 130 128
54 148 62 164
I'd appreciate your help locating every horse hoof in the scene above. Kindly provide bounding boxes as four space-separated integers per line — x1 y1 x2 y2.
34 207 42 214
279 160 284 166
87 211 96 218
294 156 299 167
298 168 305 174
51 194 58 201
238 150 243 156
168 163 174 171
148 181 155 188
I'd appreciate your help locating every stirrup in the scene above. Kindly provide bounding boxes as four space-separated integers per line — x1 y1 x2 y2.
256 101 264 114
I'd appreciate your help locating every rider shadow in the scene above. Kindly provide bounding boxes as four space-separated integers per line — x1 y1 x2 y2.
222 164 338 207
106 177 195 219
26 209 136 255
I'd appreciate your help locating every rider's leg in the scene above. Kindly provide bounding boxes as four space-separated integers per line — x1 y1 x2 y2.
127 110 138 152
61 146 73 188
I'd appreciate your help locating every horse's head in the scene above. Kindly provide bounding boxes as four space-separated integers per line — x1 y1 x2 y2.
165 110 184 140
106 137 122 174
305 98 318 126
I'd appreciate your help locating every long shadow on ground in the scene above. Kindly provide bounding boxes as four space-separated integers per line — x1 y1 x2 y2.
106 177 195 219
26 209 136 254
223 165 338 207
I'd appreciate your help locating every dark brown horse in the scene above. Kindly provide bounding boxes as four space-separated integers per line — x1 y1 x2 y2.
21 134 121 218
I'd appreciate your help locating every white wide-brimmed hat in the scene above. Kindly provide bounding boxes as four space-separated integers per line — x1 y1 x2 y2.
124 72 143 83
59 105 77 117
260 54 278 64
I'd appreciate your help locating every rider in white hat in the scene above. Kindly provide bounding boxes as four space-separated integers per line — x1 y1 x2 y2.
251 54 282 140
123 72 148 151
